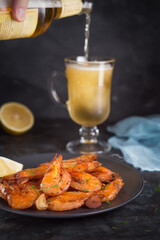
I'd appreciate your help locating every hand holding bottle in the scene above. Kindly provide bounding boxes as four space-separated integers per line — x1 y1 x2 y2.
11 0 30 21
0 0 92 40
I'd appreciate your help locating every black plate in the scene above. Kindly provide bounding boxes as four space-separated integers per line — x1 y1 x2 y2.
0 153 144 218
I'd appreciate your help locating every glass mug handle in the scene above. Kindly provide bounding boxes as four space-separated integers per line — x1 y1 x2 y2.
49 71 67 108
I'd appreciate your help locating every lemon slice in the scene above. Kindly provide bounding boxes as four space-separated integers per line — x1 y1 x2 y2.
0 156 23 177
0 102 34 135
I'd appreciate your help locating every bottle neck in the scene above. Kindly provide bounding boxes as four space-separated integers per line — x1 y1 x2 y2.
82 0 93 14
53 0 93 19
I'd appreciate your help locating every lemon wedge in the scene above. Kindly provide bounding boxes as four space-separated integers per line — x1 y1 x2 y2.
0 156 23 177
0 102 34 135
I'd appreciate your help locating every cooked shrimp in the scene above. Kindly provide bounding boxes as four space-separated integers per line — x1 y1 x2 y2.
2 164 49 183
98 175 124 202
1 154 124 212
39 154 98 170
3 161 99 183
3 181 40 209
47 191 92 211
63 154 97 163
2 155 97 183
41 155 71 196
92 166 116 183
70 172 102 192
64 161 101 173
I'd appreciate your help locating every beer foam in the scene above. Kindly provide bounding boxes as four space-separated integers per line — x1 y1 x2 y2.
66 63 113 71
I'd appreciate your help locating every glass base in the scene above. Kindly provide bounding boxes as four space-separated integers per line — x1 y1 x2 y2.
66 139 111 154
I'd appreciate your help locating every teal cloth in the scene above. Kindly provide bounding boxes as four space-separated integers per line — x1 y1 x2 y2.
107 115 160 171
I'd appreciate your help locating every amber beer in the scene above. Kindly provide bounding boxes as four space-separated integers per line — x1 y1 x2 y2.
66 61 113 127
0 0 92 40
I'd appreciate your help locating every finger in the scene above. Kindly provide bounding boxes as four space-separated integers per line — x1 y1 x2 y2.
11 0 30 22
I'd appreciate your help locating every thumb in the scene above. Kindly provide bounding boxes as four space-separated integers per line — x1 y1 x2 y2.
11 0 30 22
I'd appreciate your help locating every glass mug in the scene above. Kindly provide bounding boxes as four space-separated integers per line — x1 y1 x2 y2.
49 56 115 154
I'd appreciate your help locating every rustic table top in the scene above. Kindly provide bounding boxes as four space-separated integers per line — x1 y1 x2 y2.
0 119 159 240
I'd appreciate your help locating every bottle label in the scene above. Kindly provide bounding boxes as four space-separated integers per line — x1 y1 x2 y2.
55 0 83 19
0 9 38 40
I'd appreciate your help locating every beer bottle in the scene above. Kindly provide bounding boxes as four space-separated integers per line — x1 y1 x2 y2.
0 0 93 40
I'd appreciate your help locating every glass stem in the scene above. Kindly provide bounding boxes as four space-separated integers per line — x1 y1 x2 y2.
79 126 99 144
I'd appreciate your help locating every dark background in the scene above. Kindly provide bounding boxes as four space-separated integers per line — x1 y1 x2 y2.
0 0 160 123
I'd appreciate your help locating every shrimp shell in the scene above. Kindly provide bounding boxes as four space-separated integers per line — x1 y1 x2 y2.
91 166 116 183
6 181 40 209
41 155 71 196
47 191 92 211
98 175 124 202
70 172 102 192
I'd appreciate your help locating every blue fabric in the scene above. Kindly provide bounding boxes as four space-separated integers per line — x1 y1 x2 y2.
107 115 160 171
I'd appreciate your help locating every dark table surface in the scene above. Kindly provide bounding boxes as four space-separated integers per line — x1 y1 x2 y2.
0 118 160 240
